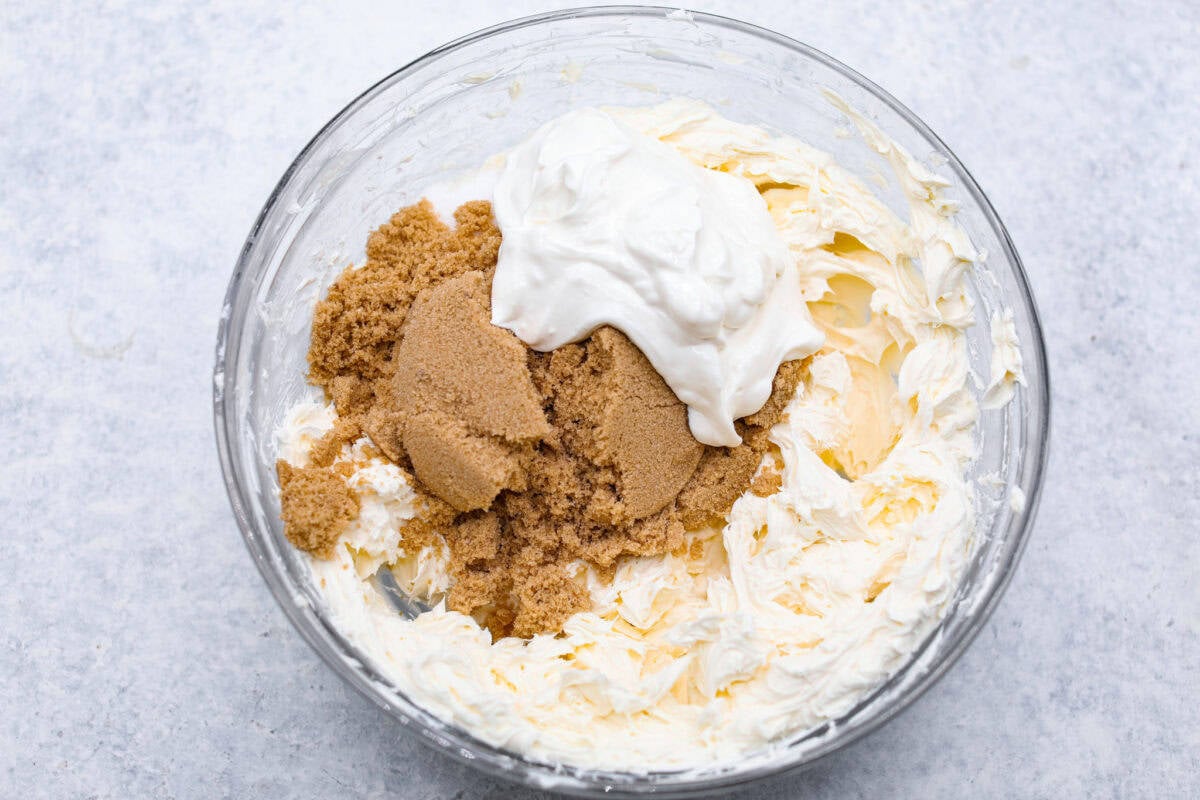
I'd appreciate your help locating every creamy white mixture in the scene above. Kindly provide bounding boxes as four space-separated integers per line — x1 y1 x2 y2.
278 99 1020 772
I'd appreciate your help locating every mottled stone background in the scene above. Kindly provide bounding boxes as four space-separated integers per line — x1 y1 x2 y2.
2 1 1196 798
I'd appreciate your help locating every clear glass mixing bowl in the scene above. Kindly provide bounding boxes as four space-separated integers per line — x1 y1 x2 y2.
214 7 1050 796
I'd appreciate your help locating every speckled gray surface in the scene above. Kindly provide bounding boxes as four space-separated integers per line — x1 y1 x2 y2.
2 1 1197 798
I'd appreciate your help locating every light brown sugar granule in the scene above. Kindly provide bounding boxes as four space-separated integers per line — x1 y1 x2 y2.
276 460 360 558
543 326 704 523
306 416 362 469
307 200 501 388
286 199 808 639
750 464 784 497
677 359 806 529
386 271 551 512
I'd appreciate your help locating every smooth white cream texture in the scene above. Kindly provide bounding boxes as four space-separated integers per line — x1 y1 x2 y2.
491 107 824 447
984 309 1026 409
279 99 1019 771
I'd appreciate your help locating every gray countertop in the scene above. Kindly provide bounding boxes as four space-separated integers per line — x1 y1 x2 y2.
3 1 1197 797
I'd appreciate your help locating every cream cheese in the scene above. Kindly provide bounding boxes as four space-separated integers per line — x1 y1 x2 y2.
984 308 1026 409
278 99 1011 772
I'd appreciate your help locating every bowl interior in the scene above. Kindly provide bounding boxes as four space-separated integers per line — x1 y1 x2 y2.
215 7 1048 796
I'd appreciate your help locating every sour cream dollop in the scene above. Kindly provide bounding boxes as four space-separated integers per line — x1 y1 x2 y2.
490 107 824 447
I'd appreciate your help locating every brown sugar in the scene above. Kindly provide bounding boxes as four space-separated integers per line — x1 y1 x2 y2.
276 460 360 558
307 199 501 388
537 326 704 524
750 463 784 497
280 199 807 639
387 272 551 511
678 360 806 528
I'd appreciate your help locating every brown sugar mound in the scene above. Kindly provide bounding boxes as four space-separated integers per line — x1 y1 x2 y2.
677 360 806 529
307 199 501 387
539 326 704 524
276 461 360 558
385 272 551 511
281 199 806 639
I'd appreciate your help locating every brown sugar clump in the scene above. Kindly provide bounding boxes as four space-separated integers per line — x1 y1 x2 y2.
750 464 783 497
678 360 806 528
678 445 763 529
285 199 808 639
541 326 704 524
386 272 551 511
307 416 363 469
307 200 501 388
276 460 360 558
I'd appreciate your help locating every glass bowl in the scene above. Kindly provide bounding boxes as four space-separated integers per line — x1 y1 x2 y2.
213 6 1049 796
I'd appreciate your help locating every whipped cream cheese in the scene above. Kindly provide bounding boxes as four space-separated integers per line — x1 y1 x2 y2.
278 99 1016 772
491 107 824 447
984 309 1025 409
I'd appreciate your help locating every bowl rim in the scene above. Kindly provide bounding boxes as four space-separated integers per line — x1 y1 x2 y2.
213 5 1051 796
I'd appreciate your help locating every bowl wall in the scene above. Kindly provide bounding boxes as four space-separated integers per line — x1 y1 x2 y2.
214 7 1049 796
